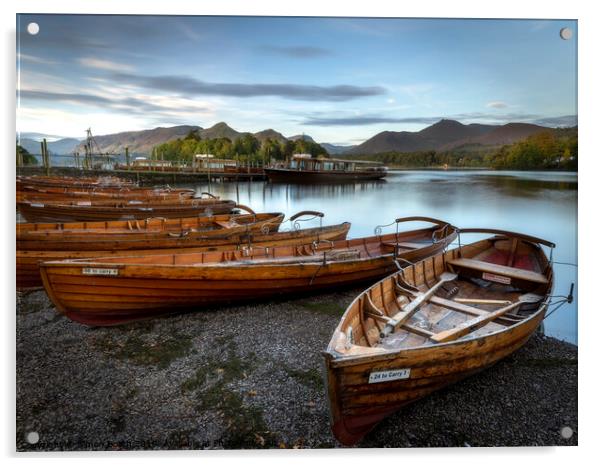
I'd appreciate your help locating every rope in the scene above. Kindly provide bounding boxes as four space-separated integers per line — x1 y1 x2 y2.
543 298 572 320
550 261 578 267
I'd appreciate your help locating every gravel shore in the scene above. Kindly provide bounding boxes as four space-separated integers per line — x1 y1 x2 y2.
16 288 577 450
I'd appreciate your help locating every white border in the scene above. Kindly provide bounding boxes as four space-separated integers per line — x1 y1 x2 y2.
2 0 598 464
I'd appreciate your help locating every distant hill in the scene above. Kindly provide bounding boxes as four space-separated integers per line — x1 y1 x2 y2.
18 137 82 155
254 129 288 144
75 125 201 155
320 143 357 155
197 124 289 144
347 119 550 155
439 122 551 151
197 122 240 141
27 118 560 158
288 134 315 143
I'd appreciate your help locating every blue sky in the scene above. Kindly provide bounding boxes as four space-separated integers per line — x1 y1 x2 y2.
16 15 577 144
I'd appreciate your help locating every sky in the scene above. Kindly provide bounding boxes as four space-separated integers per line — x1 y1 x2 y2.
16 15 577 145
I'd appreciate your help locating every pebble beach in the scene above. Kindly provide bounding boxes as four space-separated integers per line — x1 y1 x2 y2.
16 288 577 450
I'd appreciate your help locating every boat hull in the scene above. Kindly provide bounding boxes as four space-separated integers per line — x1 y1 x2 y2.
17 200 236 222
17 222 350 289
264 168 386 183
324 311 545 445
41 255 398 326
323 233 554 445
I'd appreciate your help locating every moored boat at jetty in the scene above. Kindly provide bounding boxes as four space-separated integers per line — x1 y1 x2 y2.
39 217 457 325
265 154 387 183
17 212 350 289
323 229 556 445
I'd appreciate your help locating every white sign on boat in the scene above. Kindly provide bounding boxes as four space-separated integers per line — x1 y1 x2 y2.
368 368 411 384
82 268 119 276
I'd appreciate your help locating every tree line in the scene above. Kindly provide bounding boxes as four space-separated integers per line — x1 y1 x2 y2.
485 129 577 170
152 130 328 165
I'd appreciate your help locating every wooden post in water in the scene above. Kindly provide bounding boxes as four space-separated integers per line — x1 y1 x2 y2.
40 141 44 170
44 139 50 175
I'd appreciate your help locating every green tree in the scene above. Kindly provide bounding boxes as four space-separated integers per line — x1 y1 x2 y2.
17 144 37 165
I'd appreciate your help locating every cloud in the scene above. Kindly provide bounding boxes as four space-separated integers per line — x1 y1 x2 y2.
259 45 332 58
302 116 441 126
17 53 58 66
110 72 386 101
486 101 508 109
79 57 135 72
532 115 577 127
19 89 209 116
300 112 578 127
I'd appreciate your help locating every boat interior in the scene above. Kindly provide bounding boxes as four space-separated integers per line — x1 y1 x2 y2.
330 234 554 355
17 213 284 236
58 224 454 267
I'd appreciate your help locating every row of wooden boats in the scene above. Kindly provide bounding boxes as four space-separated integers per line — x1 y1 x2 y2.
15 175 560 446
17 175 235 222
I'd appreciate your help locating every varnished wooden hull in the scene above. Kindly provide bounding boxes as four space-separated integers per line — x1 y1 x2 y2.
41 256 395 326
39 224 457 325
16 188 195 202
18 200 236 222
324 234 554 445
17 175 134 188
16 222 350 289
17 213 284 251
325 312 545 445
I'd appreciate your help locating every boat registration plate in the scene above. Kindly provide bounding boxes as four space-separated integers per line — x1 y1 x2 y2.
82 268 119 276
482 272 512 285
368 368 411 384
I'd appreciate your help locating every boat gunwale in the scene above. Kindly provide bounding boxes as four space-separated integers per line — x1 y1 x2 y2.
38 224 456 268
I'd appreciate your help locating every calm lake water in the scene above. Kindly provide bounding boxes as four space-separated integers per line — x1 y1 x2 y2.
183 170 578 344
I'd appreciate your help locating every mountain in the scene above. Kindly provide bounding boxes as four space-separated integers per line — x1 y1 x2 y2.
254 129 288 144
18 137 82 155
347 119 549 155
75 125 201 155
198 122 241 141
288 134 315 143
320 143 357 155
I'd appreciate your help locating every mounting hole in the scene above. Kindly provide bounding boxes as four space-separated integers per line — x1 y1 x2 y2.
27 22 39 35
26 431 39 444
560 426 573 439
559 27 572 40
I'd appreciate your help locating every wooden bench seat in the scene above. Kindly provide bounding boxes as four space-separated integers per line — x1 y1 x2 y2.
214 220 236 229
382 241 432 250
447 258 548 285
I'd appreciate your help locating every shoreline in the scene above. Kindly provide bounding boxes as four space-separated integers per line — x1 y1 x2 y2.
16 288 577 450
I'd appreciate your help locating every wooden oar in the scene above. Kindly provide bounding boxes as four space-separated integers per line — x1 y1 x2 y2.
380 272 458 339
430 293 542 343
454 298 512 305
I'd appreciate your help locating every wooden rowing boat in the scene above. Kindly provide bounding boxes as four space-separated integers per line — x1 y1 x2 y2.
39 217 457 325
17 175 135 190
17 218 350 289
17 210 284 251
17 197 237 222
323 229 555 445
16 185 197 202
